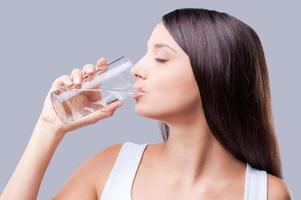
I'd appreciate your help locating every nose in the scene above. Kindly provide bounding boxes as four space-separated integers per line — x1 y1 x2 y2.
131 62 146 80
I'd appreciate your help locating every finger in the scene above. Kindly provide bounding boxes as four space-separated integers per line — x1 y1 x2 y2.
52 75 73 89
96 57 108 67
71 68 82 88
85 90 102 101
99 100 123 114
68 100 123 129
95 58 108 76
79 83 102 102
91 100 123 120
82 64 96 78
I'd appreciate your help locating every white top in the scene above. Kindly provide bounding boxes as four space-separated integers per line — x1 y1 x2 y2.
100 142 267 200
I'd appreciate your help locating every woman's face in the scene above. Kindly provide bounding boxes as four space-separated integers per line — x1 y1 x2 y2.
131 22 202 122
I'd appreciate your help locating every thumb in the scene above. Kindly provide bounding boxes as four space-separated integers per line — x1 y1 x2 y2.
103 100 123 112
89 100 123 118
65 100 123 131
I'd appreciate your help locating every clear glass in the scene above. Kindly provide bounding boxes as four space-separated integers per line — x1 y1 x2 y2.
50 56 136 124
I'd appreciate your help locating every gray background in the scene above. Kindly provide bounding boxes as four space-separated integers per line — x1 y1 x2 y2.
0 0 299 199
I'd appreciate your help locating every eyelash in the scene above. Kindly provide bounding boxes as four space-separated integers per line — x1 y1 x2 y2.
155 58 167 63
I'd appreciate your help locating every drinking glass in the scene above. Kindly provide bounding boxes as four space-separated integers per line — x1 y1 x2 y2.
50 56 135 124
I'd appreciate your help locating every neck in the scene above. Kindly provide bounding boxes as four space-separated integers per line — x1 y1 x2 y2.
160 112 244 186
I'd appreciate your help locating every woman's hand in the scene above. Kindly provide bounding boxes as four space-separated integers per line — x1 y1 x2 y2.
38 57 123 136
1 57 123 200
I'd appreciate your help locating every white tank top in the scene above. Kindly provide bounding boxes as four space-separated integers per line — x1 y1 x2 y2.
100 142 267 200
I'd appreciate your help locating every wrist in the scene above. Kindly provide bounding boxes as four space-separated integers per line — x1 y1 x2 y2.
35 116 66 142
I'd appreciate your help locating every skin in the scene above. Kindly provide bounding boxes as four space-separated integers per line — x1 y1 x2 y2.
0 22 291 199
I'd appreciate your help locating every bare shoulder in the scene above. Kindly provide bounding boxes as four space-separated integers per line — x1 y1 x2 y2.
94 143 123 194
53 143 122 199
268 174 292 200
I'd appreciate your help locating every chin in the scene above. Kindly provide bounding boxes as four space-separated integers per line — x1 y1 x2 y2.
135 103 155 117
134 103 173 121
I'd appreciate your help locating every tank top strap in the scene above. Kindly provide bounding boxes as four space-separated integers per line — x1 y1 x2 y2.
100 142 148 200
244 163 268 200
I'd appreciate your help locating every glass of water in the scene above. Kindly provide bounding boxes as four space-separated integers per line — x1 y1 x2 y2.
50 56 136 124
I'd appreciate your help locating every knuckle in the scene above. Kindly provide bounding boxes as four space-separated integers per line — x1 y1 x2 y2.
83 64 94 70
71 68 81 74
83 65 95 75
54 74 67 83
61 74 70 79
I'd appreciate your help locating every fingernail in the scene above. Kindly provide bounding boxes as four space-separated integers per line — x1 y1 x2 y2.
97 57 105 65
74 78 81 84
87 68 93 73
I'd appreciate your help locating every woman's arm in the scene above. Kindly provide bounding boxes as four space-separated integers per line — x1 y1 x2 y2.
0 119 64 199
53 143 122 200
0 58 123 200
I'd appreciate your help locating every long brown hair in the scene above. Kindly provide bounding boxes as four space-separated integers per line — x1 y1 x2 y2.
159 8 282 178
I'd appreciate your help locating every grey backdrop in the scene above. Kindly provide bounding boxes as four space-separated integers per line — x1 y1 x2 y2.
0 0 299 199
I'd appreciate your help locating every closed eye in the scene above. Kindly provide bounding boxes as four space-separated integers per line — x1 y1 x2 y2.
155 58 168 63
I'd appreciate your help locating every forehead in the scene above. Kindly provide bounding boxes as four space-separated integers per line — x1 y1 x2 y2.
147 22 181 52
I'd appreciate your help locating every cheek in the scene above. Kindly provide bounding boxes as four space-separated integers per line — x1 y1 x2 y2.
135 74 200 118
165 81 200 112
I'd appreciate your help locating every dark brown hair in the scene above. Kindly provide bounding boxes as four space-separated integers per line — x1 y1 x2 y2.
159 8 282 178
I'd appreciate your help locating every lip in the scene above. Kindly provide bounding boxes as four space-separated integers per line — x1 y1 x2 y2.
132 83 146 98
133 88 146 99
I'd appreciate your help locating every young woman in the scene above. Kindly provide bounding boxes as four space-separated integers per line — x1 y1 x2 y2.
1 8 291 200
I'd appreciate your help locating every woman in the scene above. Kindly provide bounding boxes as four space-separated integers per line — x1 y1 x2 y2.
1 8 291 200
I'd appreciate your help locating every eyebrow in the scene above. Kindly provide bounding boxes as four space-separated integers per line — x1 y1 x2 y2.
147 42 177 54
